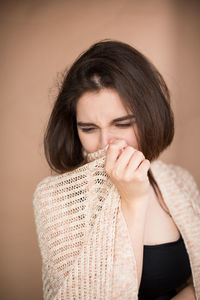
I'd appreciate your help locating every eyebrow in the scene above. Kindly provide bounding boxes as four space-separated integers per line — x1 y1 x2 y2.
77 114 135 127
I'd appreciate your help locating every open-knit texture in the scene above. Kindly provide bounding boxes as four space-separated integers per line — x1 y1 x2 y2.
33 150 200 299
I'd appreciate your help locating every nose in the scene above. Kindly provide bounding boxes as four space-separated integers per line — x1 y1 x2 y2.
99 129 113 150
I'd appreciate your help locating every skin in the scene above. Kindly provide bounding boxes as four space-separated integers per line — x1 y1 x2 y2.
76 88 150 202
76 88 195 298
76 88 138 153
77 88 151 286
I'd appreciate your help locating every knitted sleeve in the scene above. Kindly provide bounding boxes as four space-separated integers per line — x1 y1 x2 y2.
168 164 200 216
33 156 200 300
151 161 200 299
33 152 121 300
33 176 63 299
167 163 200 299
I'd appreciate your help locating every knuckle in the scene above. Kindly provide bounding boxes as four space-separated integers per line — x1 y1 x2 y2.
111 169 120 180
137 151 145 159
124 173 132 182
134 172 145 182
109 143 118 151
126 146 135 153
126 146 133 151
119 140 127 148
142 159 151 169
110 140 127 149
145 159 150 165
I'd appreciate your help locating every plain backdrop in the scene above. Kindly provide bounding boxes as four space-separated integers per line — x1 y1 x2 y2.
1 0 200 299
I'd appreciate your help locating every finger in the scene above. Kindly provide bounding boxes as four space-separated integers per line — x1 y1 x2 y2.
126 150 145 173
113 146 136 174
105 139 127 173
136 159 151 177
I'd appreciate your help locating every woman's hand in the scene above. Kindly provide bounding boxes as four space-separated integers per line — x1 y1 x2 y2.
105 139 151 206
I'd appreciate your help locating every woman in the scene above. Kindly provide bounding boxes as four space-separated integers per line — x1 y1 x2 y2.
33 40 200 300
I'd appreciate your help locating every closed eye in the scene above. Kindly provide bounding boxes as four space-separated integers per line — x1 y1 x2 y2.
80 127 96 132
115 122 134 128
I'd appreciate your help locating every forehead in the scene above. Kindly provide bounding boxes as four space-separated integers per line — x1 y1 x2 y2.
76 88 129 121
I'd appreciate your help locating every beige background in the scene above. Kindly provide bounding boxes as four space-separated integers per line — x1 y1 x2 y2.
1 0 200 299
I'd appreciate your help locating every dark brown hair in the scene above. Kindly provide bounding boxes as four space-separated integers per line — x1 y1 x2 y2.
44 40 174 175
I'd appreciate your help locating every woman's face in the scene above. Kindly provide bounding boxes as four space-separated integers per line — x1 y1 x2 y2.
76 88 138 153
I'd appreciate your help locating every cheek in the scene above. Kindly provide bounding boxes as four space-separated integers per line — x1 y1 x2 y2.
78 130 98 153
122 128 138 149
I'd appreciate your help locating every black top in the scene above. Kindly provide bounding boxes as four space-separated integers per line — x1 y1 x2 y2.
138 235 191 300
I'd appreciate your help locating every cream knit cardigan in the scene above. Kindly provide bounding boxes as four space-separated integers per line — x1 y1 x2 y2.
33 150 200 300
